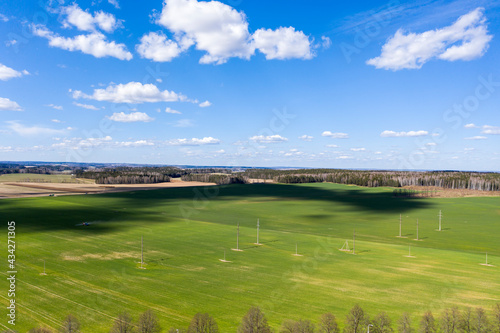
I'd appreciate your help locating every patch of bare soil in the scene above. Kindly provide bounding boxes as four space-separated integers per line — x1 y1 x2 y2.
0 180 216 199
403 186 500 198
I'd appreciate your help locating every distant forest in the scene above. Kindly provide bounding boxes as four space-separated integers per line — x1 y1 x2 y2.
1 163 499 190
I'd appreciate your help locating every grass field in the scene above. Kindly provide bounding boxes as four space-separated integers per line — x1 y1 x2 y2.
0 173 90 183
1 183 499 332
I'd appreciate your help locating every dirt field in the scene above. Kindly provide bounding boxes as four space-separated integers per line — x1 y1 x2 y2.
0 178 216 199
402 186 500 198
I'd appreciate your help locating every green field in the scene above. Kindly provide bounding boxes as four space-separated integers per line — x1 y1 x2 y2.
1 183 499 332
0 173 89 183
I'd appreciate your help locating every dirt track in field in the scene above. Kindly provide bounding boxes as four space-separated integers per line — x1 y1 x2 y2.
0 178 216 199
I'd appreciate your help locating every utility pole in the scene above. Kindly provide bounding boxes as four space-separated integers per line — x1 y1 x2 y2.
399 214 402 237
438 210 442 231
353 229 356 255
257 219 260 245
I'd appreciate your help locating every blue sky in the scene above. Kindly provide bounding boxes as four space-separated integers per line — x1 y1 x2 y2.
1 0 499 170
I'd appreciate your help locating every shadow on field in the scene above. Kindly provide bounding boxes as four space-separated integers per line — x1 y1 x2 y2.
0 183 431 233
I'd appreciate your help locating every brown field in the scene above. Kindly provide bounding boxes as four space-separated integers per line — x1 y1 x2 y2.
0 177 216 199
403 185 500 198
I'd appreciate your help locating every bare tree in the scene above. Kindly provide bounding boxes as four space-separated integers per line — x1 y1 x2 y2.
440 308 460 333
281 320 297 333
459 307 472 333
419 312 436 333
372 312 393 333
138 310 161 333
110 312 135 333
188 313 219 333
398 313 413 333
318 313 339 333
473 308 490 333
493 304 500 333
344 304 368 333
238 307 272 333
60 314 80 333
294 320 315 333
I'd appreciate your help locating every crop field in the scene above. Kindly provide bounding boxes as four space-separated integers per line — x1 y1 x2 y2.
0 173 86 183
1 183 499 332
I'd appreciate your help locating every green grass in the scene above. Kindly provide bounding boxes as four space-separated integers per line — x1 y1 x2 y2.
0 183 498 332
0 173 88 183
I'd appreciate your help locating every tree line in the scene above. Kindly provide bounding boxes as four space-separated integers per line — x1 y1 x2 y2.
242 169 500 192
19 303 500 333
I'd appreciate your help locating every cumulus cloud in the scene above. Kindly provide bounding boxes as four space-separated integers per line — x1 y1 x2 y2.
253 27 314 60
173 119 194 127
481 125 500 135
322 131 349 139
108 112 154 122
249 134 288 143
380 130 428 137
464 136 487 140
116 140 154 147
326 144 339 148
367 8 492 70
165 107 181 114
136 32 184 62
464 123 478 128
108 0 120 9
298 134 313 141
0 63 29 81
73 102 100 110
46 104 63 110
0 97 23 111
350 147 366 151
199 100 212 107
6 121 68 136
61 4 122 33
166 137 220 145
0 14 9 22
148 0 315 64
31 24 132 60
71 82 185 104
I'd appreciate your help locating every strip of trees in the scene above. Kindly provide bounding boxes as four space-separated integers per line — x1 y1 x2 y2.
21 303 500 333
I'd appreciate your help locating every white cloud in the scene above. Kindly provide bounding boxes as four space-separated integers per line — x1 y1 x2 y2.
367 8 492 70
322 131 349 139
52 136 112 149
0 14 9 22
426 142 437 146
166 137 220 146
321 36 332 49
0 97 23 111
72 82 185 104
46 104 63 110
165 107 181 114
7 121 67 136
298 134 313 141
157 0 254 64
108 112 154 122
253 27 314 60
173 119 194 127
32 24 132 60
108 0 120 9
249 134 288 143
337 155 353 160
215 149 225 154
116 140 154 147
350 148 366 151
155 0 314 64
61 4 122 33
380 130 428 137
51 119 62 123
464 136 487 140
464 123 478 128
199 100 212 108
0 63 29 81
73 102 100 110
481 125 500 135
136 32 184 62
326 144 339 148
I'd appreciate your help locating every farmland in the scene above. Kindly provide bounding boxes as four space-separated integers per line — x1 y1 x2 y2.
1 183 499 332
